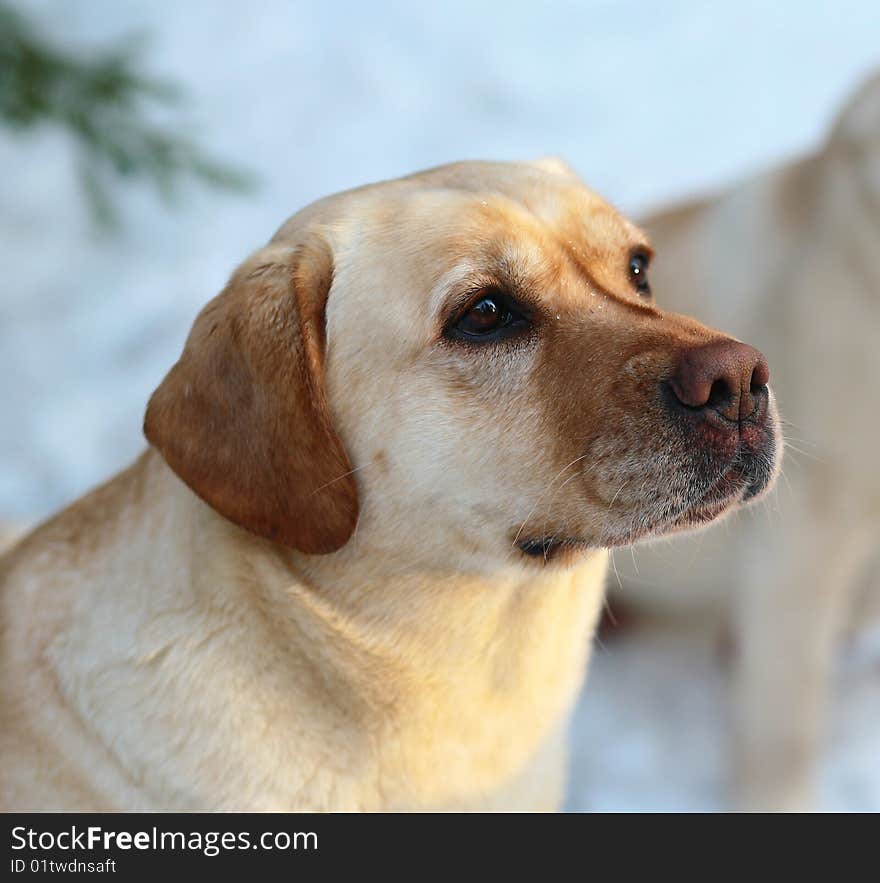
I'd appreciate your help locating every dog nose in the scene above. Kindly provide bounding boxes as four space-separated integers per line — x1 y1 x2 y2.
669 339 770 421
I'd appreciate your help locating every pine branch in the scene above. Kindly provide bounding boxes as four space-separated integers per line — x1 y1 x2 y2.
0 4 255 227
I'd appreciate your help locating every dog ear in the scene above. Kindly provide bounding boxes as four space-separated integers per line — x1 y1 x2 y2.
529 156 577 178
144 235 359 554
829 70 880 149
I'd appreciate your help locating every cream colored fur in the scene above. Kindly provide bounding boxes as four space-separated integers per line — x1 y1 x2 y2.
0 159 776 811
615 73 880 811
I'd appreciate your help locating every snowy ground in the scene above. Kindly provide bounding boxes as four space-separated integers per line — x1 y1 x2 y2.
2 1 879 810
567 618 880 812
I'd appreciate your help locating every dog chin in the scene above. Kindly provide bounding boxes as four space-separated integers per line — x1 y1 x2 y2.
515 432 781 560
600 453 778 548
661 487 745 536
514 481 763 563
646 453 778 541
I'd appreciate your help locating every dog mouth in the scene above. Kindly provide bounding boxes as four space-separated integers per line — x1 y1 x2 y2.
516 429 778 562
516 474 747 561
664 463 752 531
516 535 593 563
518 535 590 556
631 427 778 541
641 428 778 538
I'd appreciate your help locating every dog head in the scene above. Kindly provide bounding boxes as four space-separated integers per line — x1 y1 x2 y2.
829 70 880 166
145 160 781 566
825 71 880 253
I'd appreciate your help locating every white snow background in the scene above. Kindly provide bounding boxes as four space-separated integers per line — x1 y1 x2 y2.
2 0 878 810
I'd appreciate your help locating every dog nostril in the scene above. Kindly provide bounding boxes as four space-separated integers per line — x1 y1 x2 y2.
705 378 732 411
750 358 770 393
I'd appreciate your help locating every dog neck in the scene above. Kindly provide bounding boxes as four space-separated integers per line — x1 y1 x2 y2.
41 450 608 810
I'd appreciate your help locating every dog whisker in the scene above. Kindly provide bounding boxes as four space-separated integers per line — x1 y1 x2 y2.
309 462 373 496
781 437 823 463
511 454 590 547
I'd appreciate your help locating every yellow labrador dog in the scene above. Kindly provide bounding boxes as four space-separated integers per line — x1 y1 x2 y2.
0 160 780 811
616 73 880 811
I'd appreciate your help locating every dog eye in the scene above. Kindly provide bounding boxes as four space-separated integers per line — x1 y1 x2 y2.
629 252 651 297
459 296 507 334
450 290 528 340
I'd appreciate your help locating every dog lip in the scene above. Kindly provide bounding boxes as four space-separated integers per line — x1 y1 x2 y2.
741 461 775 501
522 419 777 552
673 441 774 529
646 477 745 539
646 459 753 539
517 536 592 561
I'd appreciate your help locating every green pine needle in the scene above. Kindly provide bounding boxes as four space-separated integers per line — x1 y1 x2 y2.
0 3 256 228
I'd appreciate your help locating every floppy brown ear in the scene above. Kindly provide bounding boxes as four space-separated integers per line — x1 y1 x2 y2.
144 236 359 554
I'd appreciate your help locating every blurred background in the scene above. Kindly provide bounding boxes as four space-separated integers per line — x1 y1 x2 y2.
1 1 878 810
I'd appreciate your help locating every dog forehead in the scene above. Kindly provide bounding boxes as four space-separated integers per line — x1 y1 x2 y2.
273 160 645 259
356 167 642 272
273 161 648 308
397 160 631 235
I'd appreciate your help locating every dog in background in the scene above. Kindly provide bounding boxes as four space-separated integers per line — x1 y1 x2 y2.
0 524 24 553
615 73 880 811
0 160 779 810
